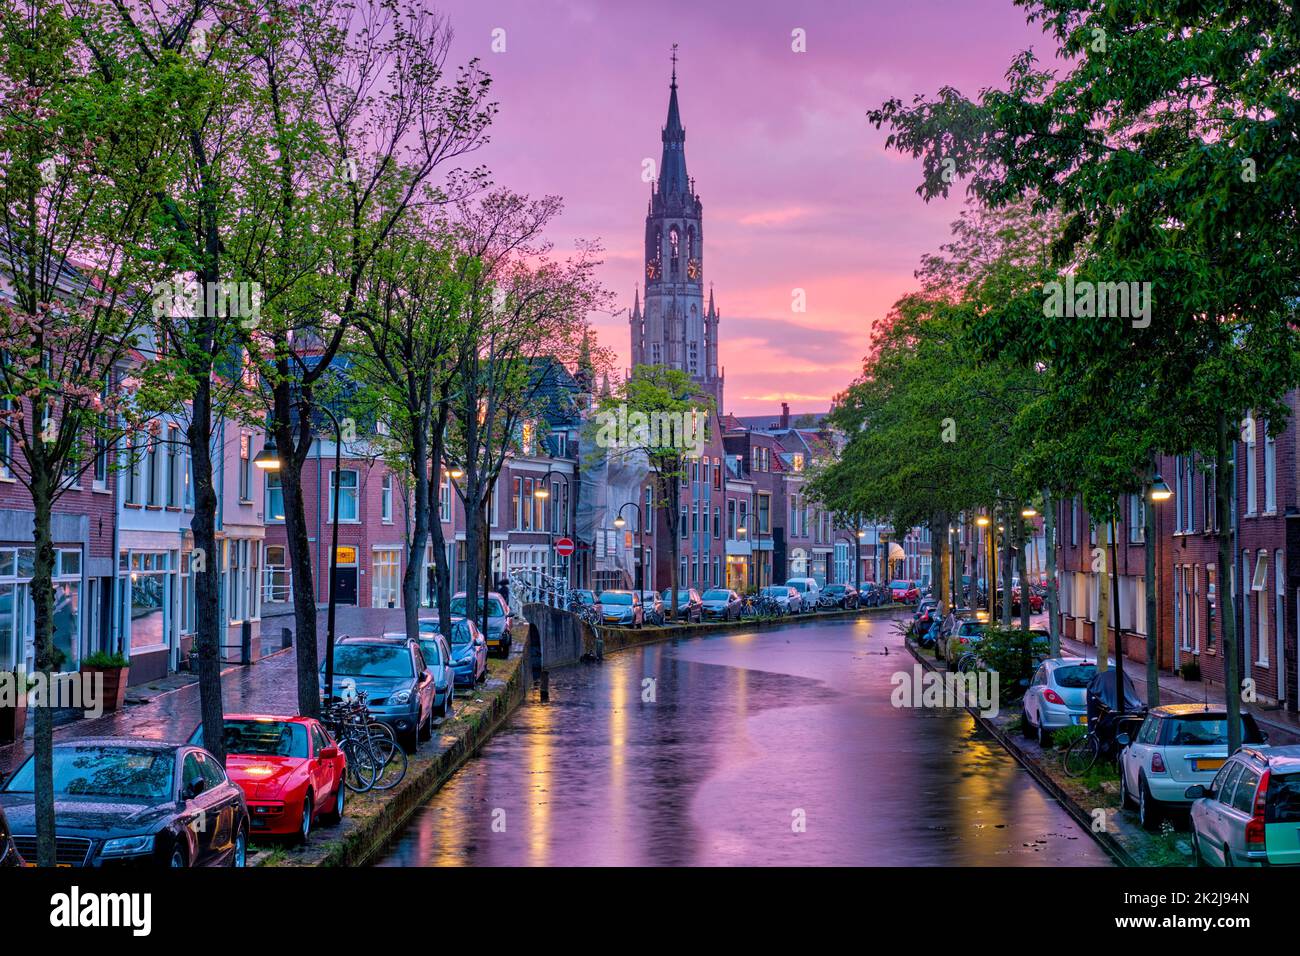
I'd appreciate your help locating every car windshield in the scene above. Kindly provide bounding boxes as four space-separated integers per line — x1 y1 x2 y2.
447 621 474 645
4 745 173 801
958 622 986 637
1054 664 1097 689
1163 715 1233 746
702 590 731 600
574 591 595 604
417 639 443 665
329 645 412 679
601 593 633 605
222 720 308 759
786 581 808 591
890 581 910 589
762 587 788 597
662 590 690 602
450 596 505 617
825 586 844 594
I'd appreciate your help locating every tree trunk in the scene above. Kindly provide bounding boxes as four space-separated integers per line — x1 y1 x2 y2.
1217 410 1243 754
1044 488 1060 657
1000 521 1013 625
664 470 681 622
1018 515 1030 632
273 391 321 720
188 383 226 763
30 467 56 867
935 514 950 613
428 401 453 629
462 473 482 640
1097 521 1110 673
403 421 430 641
1110 514 1125 696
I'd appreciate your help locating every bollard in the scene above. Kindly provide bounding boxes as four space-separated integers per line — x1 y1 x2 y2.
240 621 252 665
540 669 550 702
282 627 293 649
596 636 604 661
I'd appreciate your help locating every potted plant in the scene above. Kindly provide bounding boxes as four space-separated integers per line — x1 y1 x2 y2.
80 650 131 713
0 670 34 744
1179 659 1201 683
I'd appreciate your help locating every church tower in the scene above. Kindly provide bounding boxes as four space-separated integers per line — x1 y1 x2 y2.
629 49 723 411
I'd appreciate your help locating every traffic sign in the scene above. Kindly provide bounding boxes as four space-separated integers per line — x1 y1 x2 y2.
555 537 575 557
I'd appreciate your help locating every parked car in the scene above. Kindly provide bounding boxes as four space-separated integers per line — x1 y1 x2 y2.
761 585 803 614
942 617 987 667
0 803 15 867
1022 658 1097 747
442 616 488 689
661 587 703 623
451 591 514 656
890 580 920 604
321 636 436 751
188 715 346 843
823 583 859 609
784 577 822 611
0 738 249 867
639 590 666 624
1119 704 1266 831
414 623 457 719
597 589 644 627
1187 745 1300 866
860 583 889 607
571 589 597 608
934 608 983 661
700 588 743 621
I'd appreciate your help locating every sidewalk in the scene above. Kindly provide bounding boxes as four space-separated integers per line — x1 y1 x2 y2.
1059 635 1300 746
0 644 305 776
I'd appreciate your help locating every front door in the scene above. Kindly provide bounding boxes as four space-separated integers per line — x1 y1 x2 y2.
332 567 358 606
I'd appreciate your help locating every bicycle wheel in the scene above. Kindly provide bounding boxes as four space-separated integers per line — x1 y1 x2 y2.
957 653 978 674
342 738 377 793
368 734 408 791
367 721 398 745
1062 734 1100 777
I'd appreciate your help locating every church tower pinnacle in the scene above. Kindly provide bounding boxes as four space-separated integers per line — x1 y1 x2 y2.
630 47 723 411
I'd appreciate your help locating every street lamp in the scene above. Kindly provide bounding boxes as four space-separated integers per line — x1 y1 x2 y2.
256 402 344 708
534 469 571 595
836 529 863 595
613 501 645 594
1149 474 1173 502
1143 470 1172 706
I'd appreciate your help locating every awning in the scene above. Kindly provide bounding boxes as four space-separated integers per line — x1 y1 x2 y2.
888 542 906 562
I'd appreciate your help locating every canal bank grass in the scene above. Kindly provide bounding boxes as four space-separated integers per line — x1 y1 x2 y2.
903 638 1193 868
588 603 903 658
252 628 531 868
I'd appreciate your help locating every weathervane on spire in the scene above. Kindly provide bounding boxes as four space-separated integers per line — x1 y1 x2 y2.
671 43 678 85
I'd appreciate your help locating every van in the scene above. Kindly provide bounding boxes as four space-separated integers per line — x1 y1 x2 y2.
784 577 822 612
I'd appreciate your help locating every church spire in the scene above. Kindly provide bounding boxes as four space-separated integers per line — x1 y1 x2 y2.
659 44 689 197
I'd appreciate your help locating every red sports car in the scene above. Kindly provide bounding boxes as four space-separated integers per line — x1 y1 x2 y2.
890 580 920 604
189 715 346 842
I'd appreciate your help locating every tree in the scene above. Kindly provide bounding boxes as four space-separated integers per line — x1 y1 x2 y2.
869 0 1300 749
592 365 713 622
0 0 177 865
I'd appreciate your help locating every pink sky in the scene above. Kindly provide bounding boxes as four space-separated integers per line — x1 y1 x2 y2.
433 1 1047 415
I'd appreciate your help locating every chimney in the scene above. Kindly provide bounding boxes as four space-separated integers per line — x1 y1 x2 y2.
780 402 790 430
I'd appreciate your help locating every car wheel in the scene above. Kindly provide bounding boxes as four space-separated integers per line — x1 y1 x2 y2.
1037 721 1051 748
169 844 187 868
299 792 314 844
401 729 418 753
1021 707 1034 739
323 781 346 826
418 707 432 741
1138 777 1161 832
231 825 247 868
1190 828 1205 867
1223 844 1234 867
1119 763 1135 809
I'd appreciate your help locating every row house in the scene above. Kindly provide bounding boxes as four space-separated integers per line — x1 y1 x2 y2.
1055 391 1300 714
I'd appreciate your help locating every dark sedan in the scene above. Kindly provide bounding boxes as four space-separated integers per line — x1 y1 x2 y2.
822 584 859 609
0 803 16 867
660 587 703 623
700 588 743 621
451 591 514 656
0 738 249 867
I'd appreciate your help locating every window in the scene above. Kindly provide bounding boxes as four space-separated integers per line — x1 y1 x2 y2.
1245 417 1257 515
1070 497 1079 546
1275 550 1284 671
329 469 359 521
167 425 182 505
238 432 251 502
266 472 284 521
440 476 452 522
0 397 10 478
372 550 400 608
727 500 737 539
1128 494 1143 543
712 507 720 539
680 506 687 539
264 545 290 603
713 458 721 491
147 433 160 505
758 493 771 534
1264 422 1277 512
644 485 654 530
381 473 393 523
1203 463 1217 532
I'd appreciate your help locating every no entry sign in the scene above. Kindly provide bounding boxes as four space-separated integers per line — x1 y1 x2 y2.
554 537 575 557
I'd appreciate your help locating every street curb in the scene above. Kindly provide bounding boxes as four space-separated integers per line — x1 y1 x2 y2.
586 603 901 658
257 633 531 868
903 638 1138 868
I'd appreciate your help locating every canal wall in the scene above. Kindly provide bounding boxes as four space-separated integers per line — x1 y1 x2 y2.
256 625 532 868
524 602 584 669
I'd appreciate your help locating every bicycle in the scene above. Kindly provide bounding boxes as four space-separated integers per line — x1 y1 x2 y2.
322 692 408 793
1061 710 1144 777
955 651 981 674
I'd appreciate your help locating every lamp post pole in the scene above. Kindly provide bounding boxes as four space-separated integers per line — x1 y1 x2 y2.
614 502 644 594
534 469 571 597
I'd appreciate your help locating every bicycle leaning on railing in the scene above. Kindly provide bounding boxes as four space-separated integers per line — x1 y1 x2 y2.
320 691 408 793
740 593 784 618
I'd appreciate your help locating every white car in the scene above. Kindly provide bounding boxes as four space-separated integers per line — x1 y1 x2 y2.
1118 704 1266 831
783 578 821 612
1021 657 1096 747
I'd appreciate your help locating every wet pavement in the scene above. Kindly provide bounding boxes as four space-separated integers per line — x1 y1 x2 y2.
375 615 1111 866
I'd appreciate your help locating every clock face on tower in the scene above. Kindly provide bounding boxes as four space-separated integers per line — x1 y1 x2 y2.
646 261 658 280
686 258 700 280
